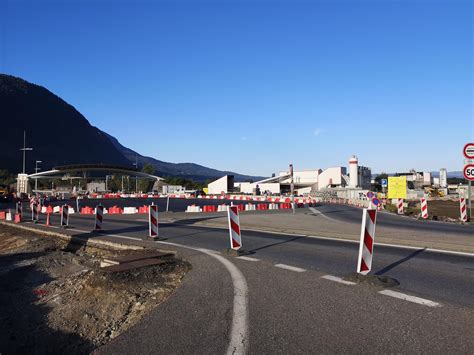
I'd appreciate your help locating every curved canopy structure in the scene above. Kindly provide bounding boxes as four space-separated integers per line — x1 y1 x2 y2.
27 164 163 181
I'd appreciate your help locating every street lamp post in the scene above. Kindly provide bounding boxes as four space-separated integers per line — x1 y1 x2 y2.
34 160 42 193
133 155 138 193
20 130 33 173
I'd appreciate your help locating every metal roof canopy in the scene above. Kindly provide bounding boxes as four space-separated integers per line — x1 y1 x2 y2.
27 164 164 180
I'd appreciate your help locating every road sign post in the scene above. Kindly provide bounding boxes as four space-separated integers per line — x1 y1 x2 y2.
462 143 474 223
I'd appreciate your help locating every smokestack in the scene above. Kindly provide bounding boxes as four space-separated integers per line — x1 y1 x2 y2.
349 155 358 188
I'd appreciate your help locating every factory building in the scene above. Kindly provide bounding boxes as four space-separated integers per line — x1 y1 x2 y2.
229 155 371 195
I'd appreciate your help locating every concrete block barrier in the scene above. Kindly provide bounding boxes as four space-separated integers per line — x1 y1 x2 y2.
186 205 202 213
217 204 228 212
123 207 138 214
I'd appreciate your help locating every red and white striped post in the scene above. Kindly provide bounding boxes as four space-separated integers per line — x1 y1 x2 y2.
148 204 159 238
16 202 23 221
95 205 104 230
227 205 242 250
61 205 69 227
31 203 39 222
357 208 377 275
460 197 467 222
420 198 428 219
397 198 404 215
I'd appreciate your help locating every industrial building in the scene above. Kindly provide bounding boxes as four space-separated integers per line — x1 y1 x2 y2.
231 155 372 195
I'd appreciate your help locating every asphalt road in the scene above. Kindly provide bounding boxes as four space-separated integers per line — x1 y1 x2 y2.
315 202 474 235
44 213 473 307
9 211 474 353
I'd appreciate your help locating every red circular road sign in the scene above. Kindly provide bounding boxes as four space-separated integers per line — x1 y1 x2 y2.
464 164 474 181
463 143 474 159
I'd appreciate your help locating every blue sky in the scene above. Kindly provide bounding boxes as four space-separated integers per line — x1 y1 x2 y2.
1 0 472 175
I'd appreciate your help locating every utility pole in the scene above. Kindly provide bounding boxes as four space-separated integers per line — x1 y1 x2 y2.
20 130 33 173
133 155 138 193
34 160 42 192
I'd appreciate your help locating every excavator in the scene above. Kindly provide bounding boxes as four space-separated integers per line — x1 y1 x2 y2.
425 187 445 198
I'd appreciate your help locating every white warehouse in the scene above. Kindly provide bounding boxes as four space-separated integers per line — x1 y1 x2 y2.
230 155 371 195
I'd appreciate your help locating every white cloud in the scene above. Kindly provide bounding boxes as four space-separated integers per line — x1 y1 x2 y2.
313 129 322 136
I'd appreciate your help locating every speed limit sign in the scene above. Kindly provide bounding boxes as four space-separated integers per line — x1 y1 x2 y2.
464 164 474 181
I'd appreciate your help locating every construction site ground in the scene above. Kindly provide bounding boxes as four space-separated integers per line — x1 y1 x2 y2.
0 224 189 354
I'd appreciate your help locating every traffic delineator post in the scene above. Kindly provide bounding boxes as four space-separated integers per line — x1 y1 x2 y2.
95 205 104 230
397 198 404 215
420 198 428 219
148 204 159 239
460 197 467 222
227 205 242 251
60 205 69 228
31 203 39 223
357 208 377 275
16 202 23 220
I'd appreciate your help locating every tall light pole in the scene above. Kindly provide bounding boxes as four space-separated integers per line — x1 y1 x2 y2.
290 163 295 214
20 130 33 173
133 155 138 193
34 160 42 192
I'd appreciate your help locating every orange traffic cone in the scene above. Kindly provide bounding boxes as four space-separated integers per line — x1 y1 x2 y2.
45 212 52 227
14 213 21 223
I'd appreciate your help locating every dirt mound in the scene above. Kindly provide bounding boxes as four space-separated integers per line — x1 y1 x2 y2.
0 225 189 353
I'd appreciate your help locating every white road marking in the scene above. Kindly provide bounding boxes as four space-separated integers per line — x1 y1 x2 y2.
236 256 260 262
274 263 306 273
378 289 441 307
309 207 343 223
321 275 356 285
158 241 249 355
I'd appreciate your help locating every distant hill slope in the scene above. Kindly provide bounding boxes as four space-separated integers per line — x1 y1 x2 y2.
103 132 265 181
0 74 264 182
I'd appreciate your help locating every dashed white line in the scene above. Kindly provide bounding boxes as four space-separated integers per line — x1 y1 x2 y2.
321 275 356 285
274 263 306 272
378 289 441 307
237 256 260 262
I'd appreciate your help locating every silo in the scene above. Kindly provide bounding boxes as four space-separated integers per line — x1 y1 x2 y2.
439 168 447 188
349 155 358 188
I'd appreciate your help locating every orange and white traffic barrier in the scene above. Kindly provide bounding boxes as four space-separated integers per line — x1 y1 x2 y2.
357 208 377 275
95 205 104 230
397 198 404 215
148 205 159 238
420 198 428 219
186 205 202 213
60 205 69 227
217 204 228 212
460 198 467 222
227 206 242 250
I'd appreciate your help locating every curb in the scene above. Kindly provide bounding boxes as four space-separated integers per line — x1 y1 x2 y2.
0 221 144 251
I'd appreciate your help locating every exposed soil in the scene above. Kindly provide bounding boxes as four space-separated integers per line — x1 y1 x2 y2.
385 199 470 223
0 225 190 354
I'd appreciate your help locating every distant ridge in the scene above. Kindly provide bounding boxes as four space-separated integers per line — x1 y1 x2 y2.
0 74 264 182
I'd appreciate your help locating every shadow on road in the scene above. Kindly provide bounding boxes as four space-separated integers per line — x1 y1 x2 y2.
249 236 305 253
374 248 426 276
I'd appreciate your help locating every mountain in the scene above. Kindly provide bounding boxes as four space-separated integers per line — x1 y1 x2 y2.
103 132 265 181
0 74 264 182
